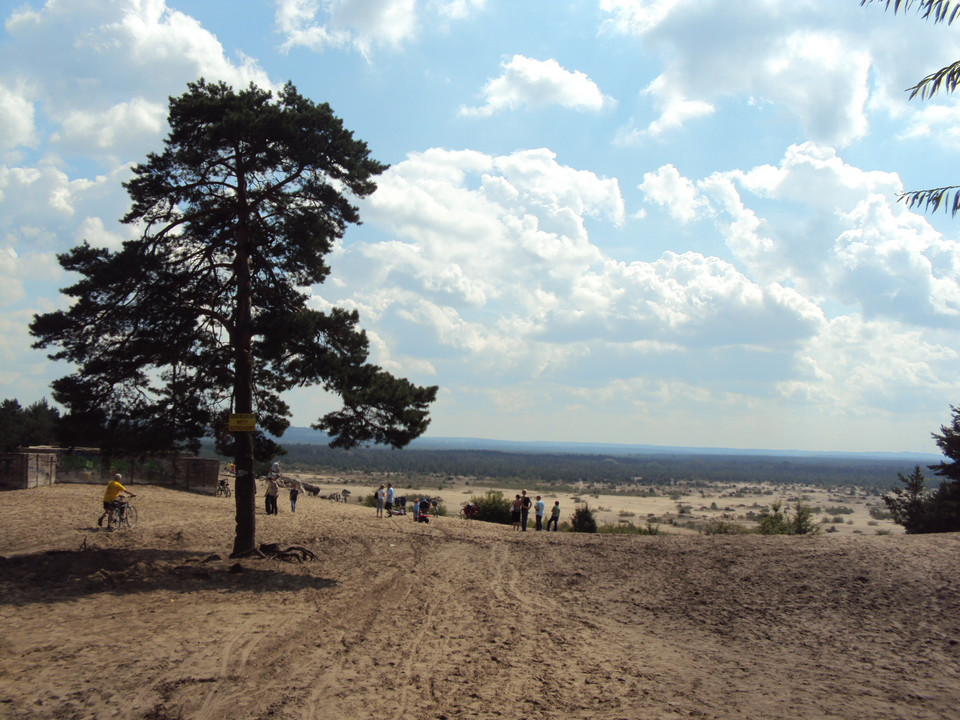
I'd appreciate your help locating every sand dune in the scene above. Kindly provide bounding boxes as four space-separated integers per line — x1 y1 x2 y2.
1 482 958 720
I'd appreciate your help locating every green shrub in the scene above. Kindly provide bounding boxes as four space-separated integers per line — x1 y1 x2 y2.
702 519 750 535
571 505 598 533
467 490 514 525
824 505 854 515
868 506 893 520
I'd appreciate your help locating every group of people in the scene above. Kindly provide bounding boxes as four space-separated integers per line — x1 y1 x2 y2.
372 484 562 531
263 460 302 515
374 483 439 522
511 490 560 531
98 470 566 534
374 483 397 517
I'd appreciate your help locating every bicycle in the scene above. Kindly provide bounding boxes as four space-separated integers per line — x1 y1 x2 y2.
216 480 232 497
107 500 138 532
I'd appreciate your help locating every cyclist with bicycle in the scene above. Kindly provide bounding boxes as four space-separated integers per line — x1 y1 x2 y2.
98 473 136 527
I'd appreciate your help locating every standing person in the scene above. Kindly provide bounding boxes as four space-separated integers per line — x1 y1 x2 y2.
535 495 546 531
270 459 281 479
375 484 386 518
385 483 395 516
266 475 280 515
511 494 522 530
520 490 532 531
98 473 135 527
290 480 302 513
546 501 560 531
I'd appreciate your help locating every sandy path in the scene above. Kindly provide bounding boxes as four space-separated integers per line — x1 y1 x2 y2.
0 483 957 720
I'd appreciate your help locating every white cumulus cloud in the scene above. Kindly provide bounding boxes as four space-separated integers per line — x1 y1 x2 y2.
0 81 37 153
53 98 166 153
660 143 960 327
461 55 613 117
604 1 879 146
275 0 481 56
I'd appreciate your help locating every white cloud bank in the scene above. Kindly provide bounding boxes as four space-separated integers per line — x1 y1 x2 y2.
330 148 823 384
601 0 941 147
288 140 960 449
2 0 958 452
460 55 614 117
275 0 485 57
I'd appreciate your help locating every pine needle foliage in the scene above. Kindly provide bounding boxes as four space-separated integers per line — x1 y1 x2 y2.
30 80 438 555
862 1 960 214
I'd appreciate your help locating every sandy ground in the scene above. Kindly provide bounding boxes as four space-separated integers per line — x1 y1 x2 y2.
1 482 958 720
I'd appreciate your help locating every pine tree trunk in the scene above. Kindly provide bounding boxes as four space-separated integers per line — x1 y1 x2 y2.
231 166 257 558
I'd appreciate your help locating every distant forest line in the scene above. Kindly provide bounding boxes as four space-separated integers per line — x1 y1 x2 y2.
236 443 932 491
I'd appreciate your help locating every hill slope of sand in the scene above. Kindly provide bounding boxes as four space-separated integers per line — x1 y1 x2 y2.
1 483 958 720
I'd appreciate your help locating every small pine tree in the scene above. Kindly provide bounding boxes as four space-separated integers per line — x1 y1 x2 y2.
571 504 598 533
884 465 929 533
757 501 791 535
757 500 819 535
885 464 960 534
790 500 820 535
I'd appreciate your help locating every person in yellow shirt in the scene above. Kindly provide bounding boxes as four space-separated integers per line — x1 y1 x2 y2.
98 473 136 527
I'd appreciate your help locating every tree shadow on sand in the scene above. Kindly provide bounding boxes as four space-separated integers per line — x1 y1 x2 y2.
0 547 336 606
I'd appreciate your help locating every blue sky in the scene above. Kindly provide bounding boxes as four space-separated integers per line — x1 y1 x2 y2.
3 0 960 453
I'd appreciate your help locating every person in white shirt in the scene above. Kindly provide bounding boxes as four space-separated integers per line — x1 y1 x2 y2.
385 483 395 516
375 484 386 518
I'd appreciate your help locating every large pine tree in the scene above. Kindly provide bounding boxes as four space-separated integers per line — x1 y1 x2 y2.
31 80 437 555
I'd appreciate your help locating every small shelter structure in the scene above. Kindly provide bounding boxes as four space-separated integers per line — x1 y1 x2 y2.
0 446 220 493
0 450 57 490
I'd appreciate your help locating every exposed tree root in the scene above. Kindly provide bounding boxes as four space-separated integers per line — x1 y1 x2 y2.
230 547 267 559
229 543 317 562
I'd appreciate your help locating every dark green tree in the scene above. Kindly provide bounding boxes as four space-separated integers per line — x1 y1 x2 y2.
884 464 960 533
31 80 438 556
862 1 960 213
20 399 62 448
0 399 25 452
571 504 597 533
930 404 960 481
884 465 932 532
905 406 960 532
0 398 62 452
881 406 960 533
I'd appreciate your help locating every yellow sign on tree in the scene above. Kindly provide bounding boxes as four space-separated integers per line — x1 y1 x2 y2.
228 413 256 432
